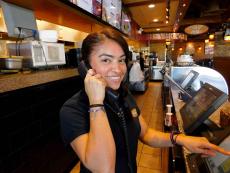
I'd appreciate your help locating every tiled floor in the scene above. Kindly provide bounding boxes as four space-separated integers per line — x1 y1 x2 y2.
134 82 166 173
70 82 167 173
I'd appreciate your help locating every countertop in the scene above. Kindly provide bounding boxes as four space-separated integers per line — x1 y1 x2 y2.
170 86 229 173
0 68 79 93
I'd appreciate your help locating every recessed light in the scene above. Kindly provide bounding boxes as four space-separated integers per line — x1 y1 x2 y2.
153 19 159 22
166 20 169 24
156 28 160 31
180 12 182 16
148 4 155 8
209 34 214 40
183 3 186 7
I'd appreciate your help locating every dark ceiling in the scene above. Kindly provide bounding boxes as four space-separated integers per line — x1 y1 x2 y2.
179 0 230 39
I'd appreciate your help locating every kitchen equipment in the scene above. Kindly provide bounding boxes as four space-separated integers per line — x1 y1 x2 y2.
7 41 65 68
176 54 194 66
38 30 58 42
0 57 22 70
65 48 81 67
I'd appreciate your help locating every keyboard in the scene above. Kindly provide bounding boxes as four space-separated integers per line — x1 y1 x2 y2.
186 154 210 173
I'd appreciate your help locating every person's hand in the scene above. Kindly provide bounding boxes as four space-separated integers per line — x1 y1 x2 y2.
84 69 106 105
177 134 230 157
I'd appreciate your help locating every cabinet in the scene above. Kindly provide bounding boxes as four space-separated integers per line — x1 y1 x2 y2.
0 76 82 173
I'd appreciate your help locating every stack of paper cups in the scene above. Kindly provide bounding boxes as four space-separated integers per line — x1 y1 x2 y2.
166 104 172 113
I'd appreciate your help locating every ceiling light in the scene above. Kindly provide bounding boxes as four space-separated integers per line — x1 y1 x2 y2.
166 41 171 45
156 28 160 31
205 39 209 43
166 20 169 24
148 4 155 8
153 19 159 22
166 15 169 19
180 12 182 16
183 3 186 7
166 8 169 12
209 34 214 40
224 28 230 41
184 24 209 35
198 47 202 50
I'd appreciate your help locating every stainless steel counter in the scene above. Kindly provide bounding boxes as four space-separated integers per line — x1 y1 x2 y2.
150 66 163 80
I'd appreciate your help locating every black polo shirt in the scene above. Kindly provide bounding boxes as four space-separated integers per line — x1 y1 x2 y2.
60 89 141 173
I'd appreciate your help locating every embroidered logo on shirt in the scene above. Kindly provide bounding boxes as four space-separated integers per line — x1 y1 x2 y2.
131 108 138 118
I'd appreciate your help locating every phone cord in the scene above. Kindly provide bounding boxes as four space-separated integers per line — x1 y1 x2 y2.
105 103 134 173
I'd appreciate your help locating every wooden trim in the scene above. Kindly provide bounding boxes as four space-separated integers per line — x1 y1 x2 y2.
213 56 230 98
124 0 177 7
161 147 169 173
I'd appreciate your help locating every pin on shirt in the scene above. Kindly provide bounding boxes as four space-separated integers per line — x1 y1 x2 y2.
131 108 138 118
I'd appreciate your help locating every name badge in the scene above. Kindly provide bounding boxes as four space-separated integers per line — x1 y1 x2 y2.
131 108 138 118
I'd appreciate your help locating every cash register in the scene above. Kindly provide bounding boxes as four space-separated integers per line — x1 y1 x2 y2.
186 135 230 173
179 83 230 173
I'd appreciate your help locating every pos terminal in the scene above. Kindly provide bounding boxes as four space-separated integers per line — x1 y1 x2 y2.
179 83 230 173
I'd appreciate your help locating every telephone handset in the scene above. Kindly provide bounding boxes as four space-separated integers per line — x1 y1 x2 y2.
78 60 119 101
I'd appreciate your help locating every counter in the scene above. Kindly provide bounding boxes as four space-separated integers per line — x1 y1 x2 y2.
0 68 82 173
171 86 229 173
0 68 79 93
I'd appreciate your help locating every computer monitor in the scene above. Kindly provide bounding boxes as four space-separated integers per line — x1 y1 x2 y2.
180 70 199 90
180 83 228 134
165 73 192 99
0 0 38 38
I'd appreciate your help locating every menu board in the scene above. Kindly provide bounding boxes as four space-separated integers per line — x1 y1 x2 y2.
92 0 102 17
76 0 93 14
148 33 187 41
121 10 131 35
102 0 122 29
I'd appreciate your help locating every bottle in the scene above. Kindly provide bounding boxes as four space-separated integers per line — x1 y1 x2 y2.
165 112 173 127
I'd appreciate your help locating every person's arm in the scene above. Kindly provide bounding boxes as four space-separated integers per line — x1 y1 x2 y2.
71 69 116 173
139 115 230 157
139 115 173 147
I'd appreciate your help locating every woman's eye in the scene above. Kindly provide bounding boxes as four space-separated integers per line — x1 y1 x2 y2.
102 59 111 63
119 59 126 63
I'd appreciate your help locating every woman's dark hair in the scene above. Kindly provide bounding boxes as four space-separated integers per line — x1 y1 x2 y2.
81 30 130 67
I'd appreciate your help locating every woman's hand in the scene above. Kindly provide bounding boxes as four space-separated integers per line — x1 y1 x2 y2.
84 69 107 105
177 134 230 157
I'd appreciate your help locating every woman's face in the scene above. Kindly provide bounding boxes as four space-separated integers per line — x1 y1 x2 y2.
89 39 127 90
